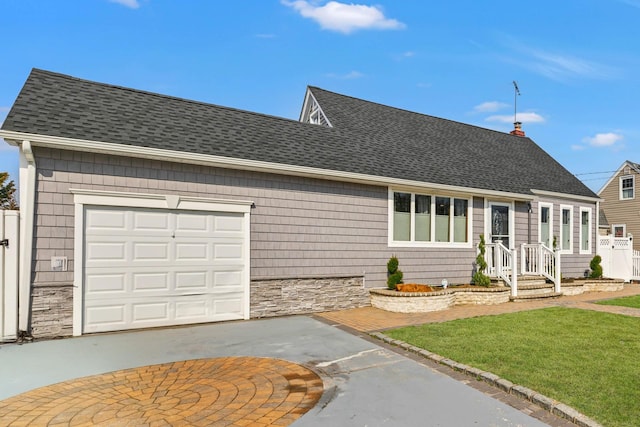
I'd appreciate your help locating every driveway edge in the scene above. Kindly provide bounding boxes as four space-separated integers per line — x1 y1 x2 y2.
370 332 603 427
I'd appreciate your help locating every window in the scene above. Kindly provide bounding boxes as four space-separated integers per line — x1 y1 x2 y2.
580 208 592 254
620 176 634 200
390 190 471 246
612 224 626 238
560 206 573 253
393 192 411 241
539 203 553 248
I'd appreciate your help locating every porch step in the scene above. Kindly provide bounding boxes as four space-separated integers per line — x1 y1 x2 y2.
516 282 556 297
510 292 563 302
492 275 548 287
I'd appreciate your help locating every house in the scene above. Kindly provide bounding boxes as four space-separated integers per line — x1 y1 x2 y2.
598 161 640 248
0 69 600 339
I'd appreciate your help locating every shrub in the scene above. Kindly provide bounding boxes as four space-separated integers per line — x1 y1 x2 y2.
387 255 403 290
472 234 491 287
589 255 603 279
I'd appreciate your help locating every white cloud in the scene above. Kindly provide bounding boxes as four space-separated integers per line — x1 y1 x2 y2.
109 0 140 9
486 112 545 124
571 144 586 151
583 132 624 147
256 34 276 39
282 1 406 34
473 101 508 113
326 70 364 79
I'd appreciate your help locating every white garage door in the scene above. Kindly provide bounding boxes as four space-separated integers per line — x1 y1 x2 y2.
83 206 248 333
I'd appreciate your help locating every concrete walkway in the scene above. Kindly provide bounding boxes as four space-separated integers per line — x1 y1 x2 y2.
0 315 554 426
317 283 640 332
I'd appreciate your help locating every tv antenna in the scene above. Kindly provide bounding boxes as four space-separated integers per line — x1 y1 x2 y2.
513 81 521 123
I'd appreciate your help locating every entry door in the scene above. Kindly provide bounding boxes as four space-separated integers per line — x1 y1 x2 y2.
489 202 512 248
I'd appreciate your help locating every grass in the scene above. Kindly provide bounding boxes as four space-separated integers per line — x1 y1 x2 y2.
385 307 640 427
595 295 640 309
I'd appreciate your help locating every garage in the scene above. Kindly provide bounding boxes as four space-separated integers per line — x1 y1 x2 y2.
73 192 251 334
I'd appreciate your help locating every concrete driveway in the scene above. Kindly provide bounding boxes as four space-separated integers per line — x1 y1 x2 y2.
0 316 550 426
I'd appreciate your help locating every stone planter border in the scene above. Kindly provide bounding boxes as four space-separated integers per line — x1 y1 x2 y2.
370 286 510 313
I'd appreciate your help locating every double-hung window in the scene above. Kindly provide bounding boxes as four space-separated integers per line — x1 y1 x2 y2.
391 190 470 246
620 176 634 200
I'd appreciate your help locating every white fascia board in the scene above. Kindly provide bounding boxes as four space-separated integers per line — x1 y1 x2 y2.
530 189 600 203
1 129 534 200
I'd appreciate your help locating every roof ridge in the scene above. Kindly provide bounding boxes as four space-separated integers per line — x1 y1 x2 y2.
29 68 305 126
308 85 531 140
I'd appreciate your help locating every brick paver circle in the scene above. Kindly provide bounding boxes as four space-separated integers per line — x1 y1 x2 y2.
0 357 324 426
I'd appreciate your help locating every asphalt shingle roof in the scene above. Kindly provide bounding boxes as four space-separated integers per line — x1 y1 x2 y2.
2 69 597 199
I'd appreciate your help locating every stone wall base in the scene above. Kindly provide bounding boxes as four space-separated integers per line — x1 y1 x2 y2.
30 284 74 339
250 276 369 318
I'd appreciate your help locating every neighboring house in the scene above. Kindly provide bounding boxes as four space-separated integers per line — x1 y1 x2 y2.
0 69 600 339
598 161 640 248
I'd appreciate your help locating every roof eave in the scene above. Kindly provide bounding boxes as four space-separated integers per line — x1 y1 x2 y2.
0 129 539 201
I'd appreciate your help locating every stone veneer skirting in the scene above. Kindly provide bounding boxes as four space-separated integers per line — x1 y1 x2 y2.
370 287 511 313
250 276 369 318
30 284 74 338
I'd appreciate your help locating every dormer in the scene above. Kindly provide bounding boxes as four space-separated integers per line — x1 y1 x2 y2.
299 89 332 127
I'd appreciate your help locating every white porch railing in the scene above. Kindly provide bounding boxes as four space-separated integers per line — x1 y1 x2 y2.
485 242 518 296
521 243 561 292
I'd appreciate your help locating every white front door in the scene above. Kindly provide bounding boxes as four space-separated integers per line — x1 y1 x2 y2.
82 206 248 333
488 202 513 249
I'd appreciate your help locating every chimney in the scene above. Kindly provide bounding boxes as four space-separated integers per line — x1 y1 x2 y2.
510 121 525 137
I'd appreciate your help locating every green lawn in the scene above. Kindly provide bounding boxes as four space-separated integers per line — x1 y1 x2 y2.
596 295 640 309
385 307 640 427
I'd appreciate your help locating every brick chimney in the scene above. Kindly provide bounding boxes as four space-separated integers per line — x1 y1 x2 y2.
510 121 525 137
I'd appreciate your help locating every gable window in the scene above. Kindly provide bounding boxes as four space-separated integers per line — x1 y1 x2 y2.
390 190 471 246
580 208 592 254
560 205 573 253
620 176 634 200
539 203 553 248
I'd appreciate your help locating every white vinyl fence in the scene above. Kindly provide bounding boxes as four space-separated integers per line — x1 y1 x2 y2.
0 210 19 342
597 235 638 282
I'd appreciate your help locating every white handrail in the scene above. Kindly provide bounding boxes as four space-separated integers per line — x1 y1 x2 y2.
485 242 518 296
520 243 560 292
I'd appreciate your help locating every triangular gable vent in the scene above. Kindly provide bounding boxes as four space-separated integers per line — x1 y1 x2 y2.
301 92 332 127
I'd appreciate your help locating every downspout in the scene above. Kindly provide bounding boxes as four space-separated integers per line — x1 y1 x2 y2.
18 140 36 336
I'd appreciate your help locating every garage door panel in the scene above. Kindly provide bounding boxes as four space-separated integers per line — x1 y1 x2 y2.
132 302 169 322
175 243 209 261
86 209 127 231
133 211 170 231
215 215 243 232
214 244 243 260
87 242 127 261
85 273 127 294
175 271 208 289
132 272 169 291
133 242 170 261
83 206 247 333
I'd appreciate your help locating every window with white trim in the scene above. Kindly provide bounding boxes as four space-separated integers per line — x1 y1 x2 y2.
560 205 573 253
620 175 634 200
580 207 592 254
612 224 626 238
390 190 470 246
539 203 553 248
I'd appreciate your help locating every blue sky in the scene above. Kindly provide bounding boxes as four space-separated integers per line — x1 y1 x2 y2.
2 0 640 193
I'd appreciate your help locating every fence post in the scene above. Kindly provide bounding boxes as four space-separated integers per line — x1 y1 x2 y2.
1 210 19 342
554 251 561 293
